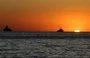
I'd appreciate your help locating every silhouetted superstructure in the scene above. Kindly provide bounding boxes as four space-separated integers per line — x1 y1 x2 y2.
57 28 64 32
3 26 12 32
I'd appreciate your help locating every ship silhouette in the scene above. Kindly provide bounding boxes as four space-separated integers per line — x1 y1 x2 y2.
57 28 64 32
3 26 12 32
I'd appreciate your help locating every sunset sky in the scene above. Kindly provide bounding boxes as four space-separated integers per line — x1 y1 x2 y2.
0 0 90 32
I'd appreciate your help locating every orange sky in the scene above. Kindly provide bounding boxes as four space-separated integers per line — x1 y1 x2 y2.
0 0 90 32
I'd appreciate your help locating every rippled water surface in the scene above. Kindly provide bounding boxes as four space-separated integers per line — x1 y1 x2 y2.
0 32 90 58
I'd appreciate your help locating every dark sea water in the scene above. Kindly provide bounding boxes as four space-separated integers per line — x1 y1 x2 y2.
0 32 90 39
0 32 90 58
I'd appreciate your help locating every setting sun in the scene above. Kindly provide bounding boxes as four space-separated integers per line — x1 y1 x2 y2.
74 30 81 32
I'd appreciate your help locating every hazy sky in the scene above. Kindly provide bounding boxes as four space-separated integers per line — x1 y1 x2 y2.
0 0 90 32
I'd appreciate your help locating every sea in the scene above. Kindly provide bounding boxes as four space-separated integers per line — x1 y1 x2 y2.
0 32 90 58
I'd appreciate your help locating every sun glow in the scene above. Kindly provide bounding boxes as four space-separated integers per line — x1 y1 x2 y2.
74 30 81 32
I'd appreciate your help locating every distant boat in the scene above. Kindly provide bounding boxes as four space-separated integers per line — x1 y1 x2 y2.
3 26 12 32
57 28 64 32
